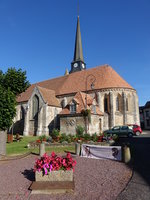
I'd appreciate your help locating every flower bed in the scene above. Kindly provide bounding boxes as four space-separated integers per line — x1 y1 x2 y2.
34 152 76 182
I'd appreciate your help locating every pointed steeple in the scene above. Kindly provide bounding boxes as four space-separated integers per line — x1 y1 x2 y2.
70 16 86 74
73 16 84 62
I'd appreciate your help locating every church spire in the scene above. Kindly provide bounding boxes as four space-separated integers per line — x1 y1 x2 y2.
70 16 86 74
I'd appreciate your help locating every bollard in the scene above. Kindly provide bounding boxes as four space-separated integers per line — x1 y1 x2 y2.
39 143 45 157
123 145 131 163
75 142 81 156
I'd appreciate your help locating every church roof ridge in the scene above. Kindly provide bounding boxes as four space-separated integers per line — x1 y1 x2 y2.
17 64 134 103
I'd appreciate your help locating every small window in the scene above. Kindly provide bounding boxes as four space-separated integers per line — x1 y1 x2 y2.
104 98 108 112
126 98 129 111
146 111 149 117
147 119 150 126
70 104 76 114
20 106 25 120
116 96 119 111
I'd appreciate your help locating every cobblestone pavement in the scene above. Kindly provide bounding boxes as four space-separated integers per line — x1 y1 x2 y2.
0 155 132 200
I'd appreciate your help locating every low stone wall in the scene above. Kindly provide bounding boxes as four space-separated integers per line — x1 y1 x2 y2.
35 170 73 182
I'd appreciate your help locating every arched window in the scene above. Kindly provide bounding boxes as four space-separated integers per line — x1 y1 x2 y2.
116 96 119 111
104 97 108 112
116 94 122 112
20 106 25 120
32 95 39 119
126 98 129 111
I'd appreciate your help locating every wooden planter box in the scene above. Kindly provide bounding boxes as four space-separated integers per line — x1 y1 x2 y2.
35 170 73 182
7 134 13 143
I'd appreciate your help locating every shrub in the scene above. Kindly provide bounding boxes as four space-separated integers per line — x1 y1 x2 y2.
59 133 67 143
51 129 60 139
91 133 98 142
76 125 84 137
83 133 91 141
39 135 47 142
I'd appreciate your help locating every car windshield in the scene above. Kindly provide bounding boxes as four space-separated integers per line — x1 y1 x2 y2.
112 126 120 130
128 125 133 129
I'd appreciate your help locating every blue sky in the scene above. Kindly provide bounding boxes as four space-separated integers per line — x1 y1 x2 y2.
0 0 150 106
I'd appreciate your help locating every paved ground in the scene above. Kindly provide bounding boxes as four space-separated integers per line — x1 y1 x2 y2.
117 130 150 200
0 154 131 200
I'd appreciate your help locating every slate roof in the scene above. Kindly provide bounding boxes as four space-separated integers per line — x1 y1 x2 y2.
59 91 103 116
17 65 134 103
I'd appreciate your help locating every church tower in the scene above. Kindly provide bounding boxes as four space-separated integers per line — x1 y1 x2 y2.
70 16 86 74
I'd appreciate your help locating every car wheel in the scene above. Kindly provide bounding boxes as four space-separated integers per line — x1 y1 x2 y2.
136 131 140 136
128 132 133 138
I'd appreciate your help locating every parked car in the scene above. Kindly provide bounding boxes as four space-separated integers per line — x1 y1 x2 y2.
127 124 142 136
104 126 133 138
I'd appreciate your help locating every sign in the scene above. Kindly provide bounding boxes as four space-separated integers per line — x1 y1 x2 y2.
81 144 122 161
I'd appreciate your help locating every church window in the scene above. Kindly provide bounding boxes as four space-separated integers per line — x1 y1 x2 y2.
104 97 108 112
116 94 122 112
126 98 129 111
116 96 119 111
20 106 25 120
70 104 76 114
32 95 39 119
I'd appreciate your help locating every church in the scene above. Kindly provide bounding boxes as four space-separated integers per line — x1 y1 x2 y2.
14 16 140 136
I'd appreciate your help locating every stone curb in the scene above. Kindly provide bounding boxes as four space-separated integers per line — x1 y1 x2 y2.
0 151 31 161
116 165 134 199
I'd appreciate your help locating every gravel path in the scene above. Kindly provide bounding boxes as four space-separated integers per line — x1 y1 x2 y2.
0 155 132 200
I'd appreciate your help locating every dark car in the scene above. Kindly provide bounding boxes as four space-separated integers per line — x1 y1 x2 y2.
127 124 142 136
104 126 133 138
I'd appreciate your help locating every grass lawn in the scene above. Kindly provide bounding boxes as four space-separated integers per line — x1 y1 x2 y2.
6 136 75 156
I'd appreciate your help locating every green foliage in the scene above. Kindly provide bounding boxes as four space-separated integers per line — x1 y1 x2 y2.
0 86 16 130
81 109 91 123
91 133 98 142
51 129 60 139
2 68 30 96
0 67 30 130
6 136 75 156
76 125 84 137
83 133 91 141
59 133 73 143
112 134 119 141
39 135 47 142
59 133 67 143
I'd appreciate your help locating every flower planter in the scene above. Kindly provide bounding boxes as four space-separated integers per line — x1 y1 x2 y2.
7 134 13 143
35 170 73 182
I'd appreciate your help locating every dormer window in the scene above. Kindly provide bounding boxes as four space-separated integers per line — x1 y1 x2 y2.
70 103 76 114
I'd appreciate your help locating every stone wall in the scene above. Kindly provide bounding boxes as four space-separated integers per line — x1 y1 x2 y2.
60 115 103 135
58 88 140 131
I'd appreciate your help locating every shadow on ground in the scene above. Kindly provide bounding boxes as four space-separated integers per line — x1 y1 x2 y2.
115 136 150 184
22 169 35 182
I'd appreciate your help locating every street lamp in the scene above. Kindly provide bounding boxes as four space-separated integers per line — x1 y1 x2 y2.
85 74 96 133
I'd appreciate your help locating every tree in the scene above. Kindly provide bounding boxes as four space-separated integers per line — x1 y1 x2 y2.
2 68 30 96
0 68 30 157
0 86 16 130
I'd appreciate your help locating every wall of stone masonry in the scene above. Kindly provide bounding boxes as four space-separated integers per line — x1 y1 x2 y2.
59 88 140 131
60 115 102 135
